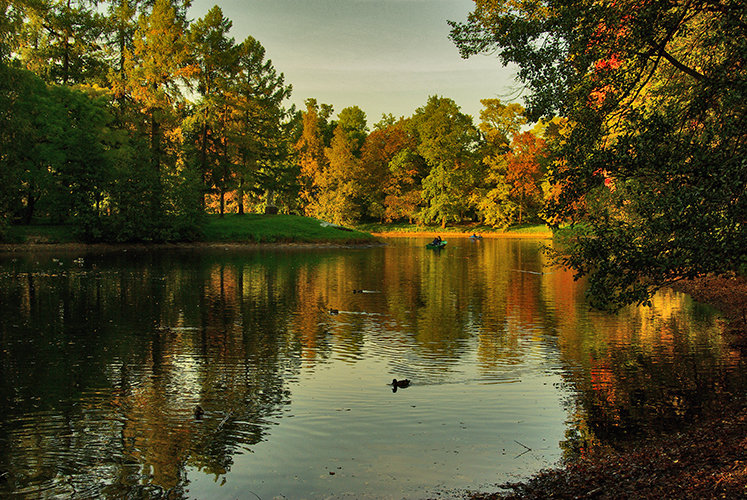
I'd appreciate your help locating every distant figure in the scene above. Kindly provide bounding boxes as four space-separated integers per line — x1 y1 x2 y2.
194 405 204 420
431 235 442 246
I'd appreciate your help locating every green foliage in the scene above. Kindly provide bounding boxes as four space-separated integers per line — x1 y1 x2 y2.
411 96 480 228
2 1 563 246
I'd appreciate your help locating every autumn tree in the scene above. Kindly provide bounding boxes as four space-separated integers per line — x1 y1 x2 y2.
359 117 419 222
184 5 237 213
310 124 361 224
295 98 330 213
451 0 747 309
473 99 527 227
504 131 547 224
119 0 190 174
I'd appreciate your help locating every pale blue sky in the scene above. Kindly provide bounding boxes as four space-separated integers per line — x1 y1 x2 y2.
188 0 519 124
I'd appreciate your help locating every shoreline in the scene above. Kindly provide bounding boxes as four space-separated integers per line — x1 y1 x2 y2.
370 231 553 239
0 231 553 253
0 239 384 253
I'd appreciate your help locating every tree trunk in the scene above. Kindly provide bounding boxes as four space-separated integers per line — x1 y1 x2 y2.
150 111 161 172
237 176 245 215
199 123 209 210
23 187 36 225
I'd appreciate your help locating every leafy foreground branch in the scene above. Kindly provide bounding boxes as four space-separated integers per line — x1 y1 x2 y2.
466 405 746 500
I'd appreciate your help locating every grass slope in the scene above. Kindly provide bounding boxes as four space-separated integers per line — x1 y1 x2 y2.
200 214 376 243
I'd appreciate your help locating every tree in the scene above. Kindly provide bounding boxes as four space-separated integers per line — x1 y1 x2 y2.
473 99 527 227
411 96 480 228
359 117 418 222
295 98 330 213
228 36 292 214
451 0 747 309
185 5 237 213
311 125 361 224
504 131 547 224
478 98 525 153
336 106 368 157
19 0 107 85
119 0 190 174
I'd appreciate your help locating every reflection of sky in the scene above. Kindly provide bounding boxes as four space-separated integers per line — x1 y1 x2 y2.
188 0 519 121
187 354 568 499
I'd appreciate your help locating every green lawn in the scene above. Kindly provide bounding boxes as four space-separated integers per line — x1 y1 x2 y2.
200 214 377 243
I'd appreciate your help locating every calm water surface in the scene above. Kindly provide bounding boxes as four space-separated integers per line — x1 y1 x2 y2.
0 237 743 498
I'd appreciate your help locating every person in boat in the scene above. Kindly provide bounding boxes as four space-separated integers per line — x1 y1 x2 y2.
431 235 442 246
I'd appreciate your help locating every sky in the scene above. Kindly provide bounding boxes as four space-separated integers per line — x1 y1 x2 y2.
188 0 521 125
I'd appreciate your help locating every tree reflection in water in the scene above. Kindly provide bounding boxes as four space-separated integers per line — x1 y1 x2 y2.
0 240 743 497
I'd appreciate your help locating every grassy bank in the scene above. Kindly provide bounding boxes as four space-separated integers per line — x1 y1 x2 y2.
200 214 376 243
1 215 377 246
355 221 552 237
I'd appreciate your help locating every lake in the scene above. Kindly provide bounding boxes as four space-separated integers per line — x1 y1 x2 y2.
0 237 744 499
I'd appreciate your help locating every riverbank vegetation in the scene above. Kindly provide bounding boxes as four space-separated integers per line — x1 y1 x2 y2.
451 0 745 312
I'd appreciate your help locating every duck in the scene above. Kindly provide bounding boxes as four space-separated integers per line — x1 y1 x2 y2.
392 378 411 389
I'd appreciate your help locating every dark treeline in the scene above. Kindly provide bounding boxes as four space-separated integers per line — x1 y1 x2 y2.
0 0 551 243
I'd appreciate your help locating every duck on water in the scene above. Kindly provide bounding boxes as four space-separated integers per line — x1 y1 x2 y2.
391 378 410 392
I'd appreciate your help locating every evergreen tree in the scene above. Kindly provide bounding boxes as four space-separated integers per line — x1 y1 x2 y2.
20 0 107 85
228 36 292 214
185 5 237 212
120 0 190 174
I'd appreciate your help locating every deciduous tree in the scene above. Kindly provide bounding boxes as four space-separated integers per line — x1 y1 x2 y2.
451 0 747 309
412 96 479 228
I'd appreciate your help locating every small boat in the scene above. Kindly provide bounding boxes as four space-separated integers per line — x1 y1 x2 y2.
469 234 483 240
426 240 447 249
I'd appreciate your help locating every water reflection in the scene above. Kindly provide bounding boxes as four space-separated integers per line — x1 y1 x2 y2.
0 238 743 498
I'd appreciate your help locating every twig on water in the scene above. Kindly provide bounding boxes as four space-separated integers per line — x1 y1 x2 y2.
514 440 532 451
